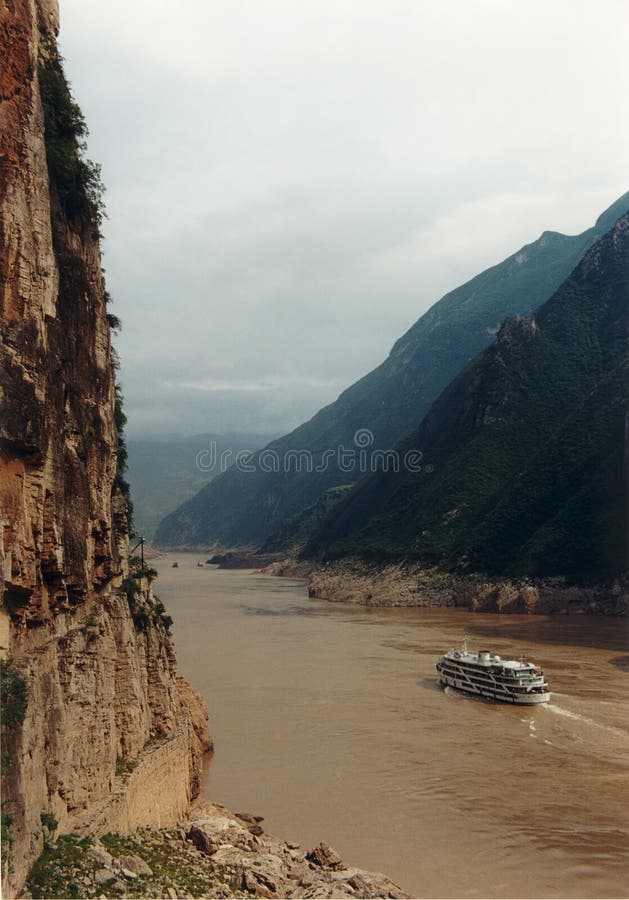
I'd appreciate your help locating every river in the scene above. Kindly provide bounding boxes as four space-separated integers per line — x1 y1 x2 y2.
154 553 629 899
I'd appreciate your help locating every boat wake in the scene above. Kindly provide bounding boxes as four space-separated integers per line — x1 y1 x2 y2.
542 702 629 740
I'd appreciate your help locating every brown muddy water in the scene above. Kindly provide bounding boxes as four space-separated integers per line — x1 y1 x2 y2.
154 553 629 899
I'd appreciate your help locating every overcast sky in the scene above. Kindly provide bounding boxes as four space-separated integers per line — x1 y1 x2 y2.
58 0 628 438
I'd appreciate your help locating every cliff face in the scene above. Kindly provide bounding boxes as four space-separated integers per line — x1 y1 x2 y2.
1 0 121 636
0 2 210 895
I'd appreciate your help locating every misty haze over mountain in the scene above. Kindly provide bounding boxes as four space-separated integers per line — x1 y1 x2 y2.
57 0 628 438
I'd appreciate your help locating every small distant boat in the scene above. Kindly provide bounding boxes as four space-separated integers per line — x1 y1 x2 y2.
172 562 179 568
436 640 550 704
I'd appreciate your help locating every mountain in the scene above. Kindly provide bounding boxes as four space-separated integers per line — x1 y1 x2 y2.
154 193 629 549
304 214 629 581
260 484 355 556
127 433 270 538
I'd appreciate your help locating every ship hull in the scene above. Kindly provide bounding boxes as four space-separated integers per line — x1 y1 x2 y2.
438 675 550 705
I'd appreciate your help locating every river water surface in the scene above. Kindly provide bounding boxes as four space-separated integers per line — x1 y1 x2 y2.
154 554 629 899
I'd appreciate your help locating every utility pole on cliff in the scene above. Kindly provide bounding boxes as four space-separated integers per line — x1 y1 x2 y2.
130 535 145 570
129 535 148 599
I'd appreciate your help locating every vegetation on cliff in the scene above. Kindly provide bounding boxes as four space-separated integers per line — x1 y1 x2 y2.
0 660 27 773
114 382 134 533
25 805 407 899
119 565 174 635
1 660 28 857
155 192 629 551
305 214 629 582
38 34 104 225
38 34 134 533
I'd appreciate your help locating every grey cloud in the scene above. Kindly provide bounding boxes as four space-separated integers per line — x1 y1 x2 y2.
58 0 628 438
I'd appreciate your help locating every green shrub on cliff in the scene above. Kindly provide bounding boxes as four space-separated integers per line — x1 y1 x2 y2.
119 579 173 634
0 661 27 732
106 311 122 332
1 661 28 866
129 558 158 583
1 812 14 856
38 35 104 224
114 383 134 533
1 659 27 775
27 834 92 899
40 812 58 832
115 756 137 777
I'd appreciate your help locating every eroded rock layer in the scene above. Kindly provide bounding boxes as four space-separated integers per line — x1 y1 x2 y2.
0 2 211 894
261 558 628 616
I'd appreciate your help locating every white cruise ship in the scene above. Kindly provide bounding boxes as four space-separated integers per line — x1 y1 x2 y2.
436 640 550 704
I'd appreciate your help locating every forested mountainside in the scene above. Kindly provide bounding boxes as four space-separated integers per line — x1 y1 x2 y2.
305 214 629 582
155 193 629 550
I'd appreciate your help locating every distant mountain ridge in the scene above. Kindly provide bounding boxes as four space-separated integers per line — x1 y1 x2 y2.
154 193 629 550
305 213 629 580
127 433 270 538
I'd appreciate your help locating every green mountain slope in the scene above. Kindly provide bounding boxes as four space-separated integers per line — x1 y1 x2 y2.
305 214 629 581
155 193 629 549
260 484 354 556
127 433 269 539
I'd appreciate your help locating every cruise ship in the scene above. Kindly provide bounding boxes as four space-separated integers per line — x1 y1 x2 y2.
436 640 550 704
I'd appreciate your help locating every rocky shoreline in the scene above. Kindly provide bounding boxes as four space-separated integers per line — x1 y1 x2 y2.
207 551 284 570
262 558 628 616
24 803 407 899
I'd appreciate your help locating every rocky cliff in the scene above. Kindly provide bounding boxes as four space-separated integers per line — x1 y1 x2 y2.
0 2 211 895
303 559 628 617
24 804 408 898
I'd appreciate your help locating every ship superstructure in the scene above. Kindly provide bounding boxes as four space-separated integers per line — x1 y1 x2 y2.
436 640 550 704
